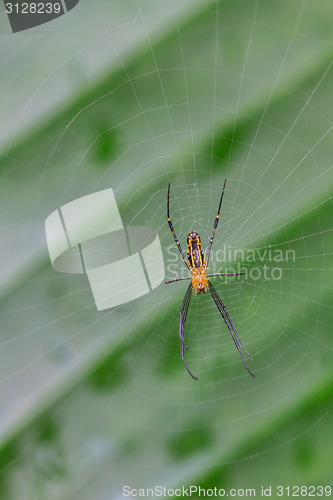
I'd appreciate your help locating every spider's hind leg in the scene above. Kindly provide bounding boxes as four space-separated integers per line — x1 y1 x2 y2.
208 280 255 378
179 283 198 380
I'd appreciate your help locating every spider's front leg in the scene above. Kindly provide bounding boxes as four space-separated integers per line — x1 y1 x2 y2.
179 283 198 380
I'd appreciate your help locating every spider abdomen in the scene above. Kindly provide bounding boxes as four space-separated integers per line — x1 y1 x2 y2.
187 231 205 269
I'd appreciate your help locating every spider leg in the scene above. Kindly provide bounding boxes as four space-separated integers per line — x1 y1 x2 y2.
165 277 192 284
167 183 191 271
208 280 255 378
179 285 191 350
179 283 198 380
206 178 227 267
206 272 245 278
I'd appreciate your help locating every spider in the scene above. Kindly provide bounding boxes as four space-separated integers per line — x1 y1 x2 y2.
166 180 254 380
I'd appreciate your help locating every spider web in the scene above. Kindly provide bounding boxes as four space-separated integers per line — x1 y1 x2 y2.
1 0 333 498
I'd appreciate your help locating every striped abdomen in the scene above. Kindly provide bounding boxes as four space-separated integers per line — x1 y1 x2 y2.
187 231 205 269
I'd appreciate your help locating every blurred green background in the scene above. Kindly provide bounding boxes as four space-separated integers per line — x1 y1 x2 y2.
1 0 333 498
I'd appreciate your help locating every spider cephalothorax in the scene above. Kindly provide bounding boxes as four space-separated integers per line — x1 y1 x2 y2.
190 264 208 294
166 180 255 380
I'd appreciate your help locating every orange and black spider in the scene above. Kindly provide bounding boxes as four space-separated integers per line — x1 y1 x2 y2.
166 180 254 380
